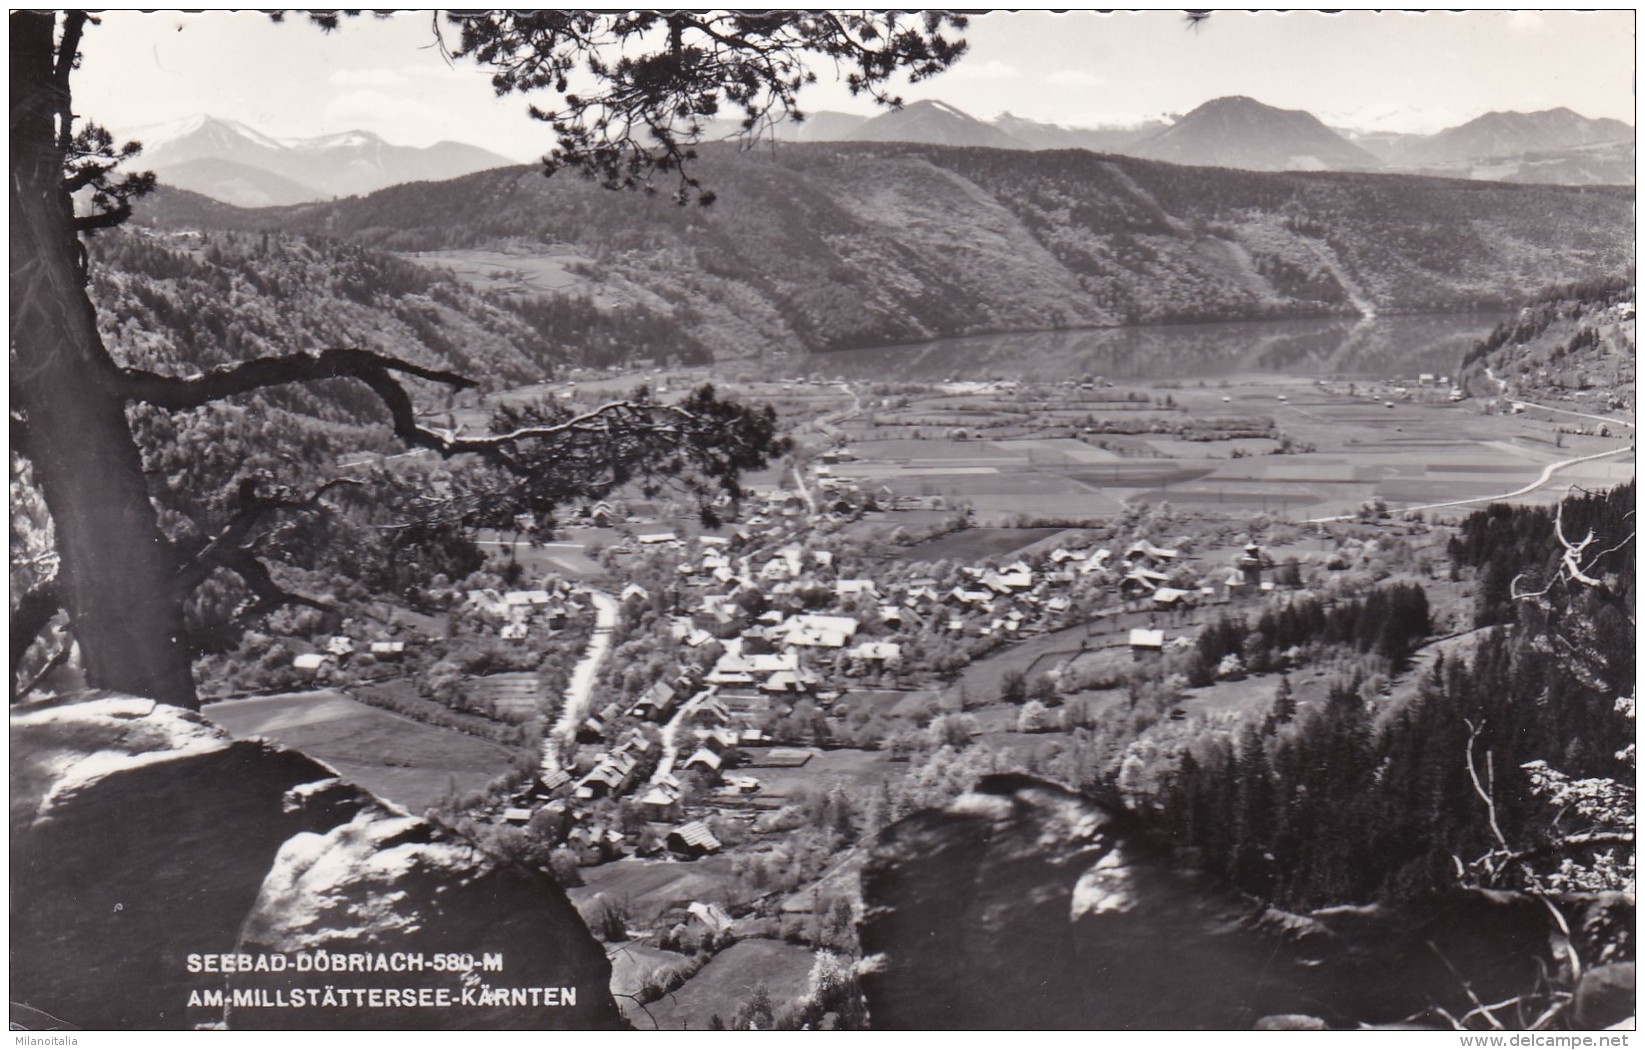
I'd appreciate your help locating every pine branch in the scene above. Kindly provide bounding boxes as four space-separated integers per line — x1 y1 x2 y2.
172 476 363 598
219 548 330 620
72 200 133 232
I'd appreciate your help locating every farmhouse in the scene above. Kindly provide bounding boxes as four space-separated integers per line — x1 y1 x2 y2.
637 782 683 822
465 589 511 617
1125 540 1179 566
630 681 678 721
687 901 735 936
325 636 356 657
1120 567 1172 597
1152 587 1192 608
667 821 723 857
504 589 553 609
682 748 724 776
781 614 859 648
1129 628 1165 656
850 641 902 664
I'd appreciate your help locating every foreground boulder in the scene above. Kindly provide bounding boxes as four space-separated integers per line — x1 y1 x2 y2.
227 803 621 1029
11 694 623 1030
860 774 1633 1030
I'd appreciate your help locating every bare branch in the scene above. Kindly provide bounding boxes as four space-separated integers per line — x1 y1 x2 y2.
120 346 476 410
1464 720 1510 852
1426 939 1508 1031
14 640 74 705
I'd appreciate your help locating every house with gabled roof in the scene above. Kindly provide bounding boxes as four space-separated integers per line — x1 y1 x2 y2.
636 781 683 822
465 588 510 617
630 680 678 721
687 901 734 935
1120 567 1172 597
1152 587 1192 608
666 820 722 857
761 668 821 694
621 582 650 603
1129 628 1165 655
850 641 902 664
504 589 553 609
782 614 859 649
574 748 640 800
1125 539 1180 566
1078 551 1113 575
682 747 723 776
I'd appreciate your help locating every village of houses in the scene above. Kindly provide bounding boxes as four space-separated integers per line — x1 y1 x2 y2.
467 454 1324 950
217 424 1447 1025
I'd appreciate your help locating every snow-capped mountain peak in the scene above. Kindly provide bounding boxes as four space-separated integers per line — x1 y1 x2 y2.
115 115 518 207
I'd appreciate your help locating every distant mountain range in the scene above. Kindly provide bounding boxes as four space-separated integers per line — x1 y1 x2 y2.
134 99 1631 209
729 97 1635 186
127 115 519 206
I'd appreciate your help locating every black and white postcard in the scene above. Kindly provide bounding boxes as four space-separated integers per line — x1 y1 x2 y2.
10 8 1636 1035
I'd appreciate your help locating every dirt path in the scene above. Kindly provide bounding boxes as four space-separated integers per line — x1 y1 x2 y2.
650 688 711 783
543 587 618 773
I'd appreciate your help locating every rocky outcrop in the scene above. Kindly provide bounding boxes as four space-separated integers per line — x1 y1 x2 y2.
10 694 624 1031
226 804 619 1029
859 775 1634 1030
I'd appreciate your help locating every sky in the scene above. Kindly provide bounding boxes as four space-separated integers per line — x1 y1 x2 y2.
75 10 1637 161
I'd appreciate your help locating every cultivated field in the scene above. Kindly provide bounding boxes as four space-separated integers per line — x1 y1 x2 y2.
202 690 518 813
895 526 1068 564
640 938 818 1031
571 854 747 928
738 747 900 799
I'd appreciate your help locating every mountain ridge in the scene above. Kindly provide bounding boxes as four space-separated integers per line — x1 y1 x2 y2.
130 142 1634 360
1127 95 1380 172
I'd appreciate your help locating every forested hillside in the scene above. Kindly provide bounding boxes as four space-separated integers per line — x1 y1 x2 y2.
133 142 1634 359
1128 484 1635 908
1458 275 1636 409
71 227 718 659
90 228 709 396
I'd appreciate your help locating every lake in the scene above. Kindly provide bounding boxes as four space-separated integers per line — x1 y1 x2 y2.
794 312 1503 383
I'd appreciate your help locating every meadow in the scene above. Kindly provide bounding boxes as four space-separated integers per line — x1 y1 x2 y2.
202 690 518 814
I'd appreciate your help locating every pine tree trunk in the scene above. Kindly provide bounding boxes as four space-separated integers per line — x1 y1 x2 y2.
10 12 199 708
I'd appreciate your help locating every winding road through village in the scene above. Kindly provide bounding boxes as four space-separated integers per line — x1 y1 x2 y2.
543 587 619 774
